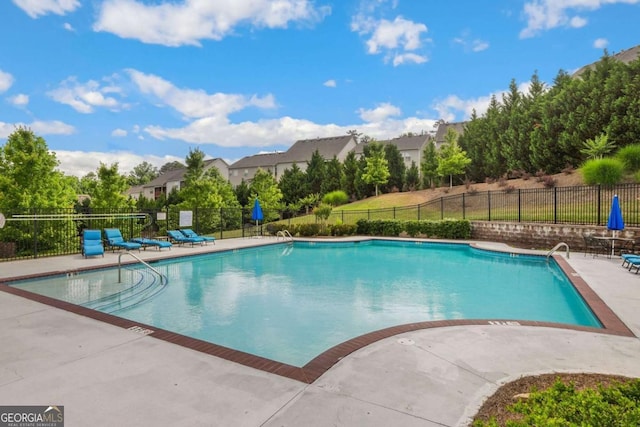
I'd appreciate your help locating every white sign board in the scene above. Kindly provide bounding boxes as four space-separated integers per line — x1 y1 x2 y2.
157 212 167 221
0 213 5 229
179 210 193 227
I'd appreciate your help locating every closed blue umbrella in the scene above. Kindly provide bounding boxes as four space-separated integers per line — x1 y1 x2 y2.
251 198 264 227
607 194 624 256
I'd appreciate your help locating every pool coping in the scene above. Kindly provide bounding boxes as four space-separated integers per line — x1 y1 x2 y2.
0 238 634 384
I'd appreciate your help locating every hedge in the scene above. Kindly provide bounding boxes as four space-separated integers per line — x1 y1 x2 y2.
356 219 471 239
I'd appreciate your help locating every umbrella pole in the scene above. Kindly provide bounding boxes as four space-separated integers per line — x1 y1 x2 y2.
612 230 616 257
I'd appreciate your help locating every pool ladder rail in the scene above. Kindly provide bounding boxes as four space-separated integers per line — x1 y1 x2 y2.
276 230 293 241
118 251 167 285
546 242 570 260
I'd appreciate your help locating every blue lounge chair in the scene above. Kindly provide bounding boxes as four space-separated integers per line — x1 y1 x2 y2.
180 229 215 244
104 228 142 252
131 237 172 251
167 230 204 246
82 229 104 258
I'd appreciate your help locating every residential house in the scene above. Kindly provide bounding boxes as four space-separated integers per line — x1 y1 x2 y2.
276 135 357 175
434 122 467 148
228 152 285 187
141 158 229 200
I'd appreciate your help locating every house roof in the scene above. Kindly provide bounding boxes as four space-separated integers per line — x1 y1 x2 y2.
143 157 227 188
352 134 431 155
279 135 355 163
229 152 285 169
573 44 640 76
434 122 467 145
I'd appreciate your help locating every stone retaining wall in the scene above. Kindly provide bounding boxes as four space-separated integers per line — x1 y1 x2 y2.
471 221 639 251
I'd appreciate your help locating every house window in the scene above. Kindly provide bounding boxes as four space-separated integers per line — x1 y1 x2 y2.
244 169 249 176
233 170 238 176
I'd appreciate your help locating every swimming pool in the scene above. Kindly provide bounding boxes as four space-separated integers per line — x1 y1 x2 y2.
9 240 601 367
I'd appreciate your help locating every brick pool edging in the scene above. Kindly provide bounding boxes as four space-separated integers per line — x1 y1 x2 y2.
0 243 634 384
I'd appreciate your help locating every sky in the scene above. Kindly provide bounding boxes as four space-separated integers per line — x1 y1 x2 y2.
0 0 639 177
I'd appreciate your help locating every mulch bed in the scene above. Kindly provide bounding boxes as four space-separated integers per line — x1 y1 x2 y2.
471 373 637 425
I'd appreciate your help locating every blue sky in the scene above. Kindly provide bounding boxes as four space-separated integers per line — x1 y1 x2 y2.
1 0 639 177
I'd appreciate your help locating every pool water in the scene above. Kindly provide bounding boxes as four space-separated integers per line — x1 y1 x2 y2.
10 240 600 366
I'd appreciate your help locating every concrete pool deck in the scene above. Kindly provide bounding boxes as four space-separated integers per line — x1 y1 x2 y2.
1 238 639 426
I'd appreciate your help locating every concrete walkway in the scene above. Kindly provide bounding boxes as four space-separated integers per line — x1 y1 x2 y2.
1 239 639 426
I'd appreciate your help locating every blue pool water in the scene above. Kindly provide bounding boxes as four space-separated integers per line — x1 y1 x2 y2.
10 240 600 366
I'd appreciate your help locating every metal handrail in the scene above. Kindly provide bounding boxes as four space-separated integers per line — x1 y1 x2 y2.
546 242 570 260
276 230 293 241
118 251 167 284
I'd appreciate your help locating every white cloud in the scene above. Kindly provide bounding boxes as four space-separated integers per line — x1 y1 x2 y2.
48 76 125 113
433 82 537 122
53 150 184 177
63 22 75 32
8 94 29 106
0 120 75 138
93 0 331 47
520 0 640 38
453 34 490 53
569 16 588 28
323 79 336 88
110 71 431 149
111 128 128 137
358 102 401 122
594 37 609 48
0 70 14 93
12 0 80 18
392 53 427 66
126 69 276 120
351 14 429 65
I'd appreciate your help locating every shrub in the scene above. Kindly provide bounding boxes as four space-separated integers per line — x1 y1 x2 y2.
322 190 349 206
562 164 575 175
329 223 357 236
474 379 640 426
580 158 625 185
616 143 640 172
313 203 333 222
521 171 531 180
297 223 322 237
535 170 546 182
541 176 557 188
357 219 471 239
497 176 507 187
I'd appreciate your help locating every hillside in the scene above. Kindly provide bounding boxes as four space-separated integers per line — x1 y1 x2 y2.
337 171 586 211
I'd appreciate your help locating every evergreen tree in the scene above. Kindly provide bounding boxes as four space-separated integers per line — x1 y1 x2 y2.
342 151 359 200
278 163 309 205
306 149 326 195
405 161 420 191
383 143 406 192
234 179 251 207
322 156 343 194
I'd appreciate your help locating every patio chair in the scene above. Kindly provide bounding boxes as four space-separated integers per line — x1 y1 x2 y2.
167 230 205 246
180 229 215 244
104 228 142 252
582 234 609 258
131 237 172 251
82 229 104 258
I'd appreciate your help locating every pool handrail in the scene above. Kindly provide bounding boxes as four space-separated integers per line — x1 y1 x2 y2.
118 251 167 285
277 230 293 241
546 242 570 260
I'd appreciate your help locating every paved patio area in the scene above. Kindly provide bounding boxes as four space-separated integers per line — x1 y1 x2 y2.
1 238 639 426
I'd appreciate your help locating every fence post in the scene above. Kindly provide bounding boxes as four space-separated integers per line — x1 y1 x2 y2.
597 185 601 225
518 189 521 222
488 191 491 221
462 193 465 219
553 187 558 224
341 210 344 223
393 207 396 219
32 209 38 259
418 204 421 221
440 197 444 220
219 208 223 239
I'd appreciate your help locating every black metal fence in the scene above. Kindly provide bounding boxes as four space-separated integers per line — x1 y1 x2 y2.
1 184 639 261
